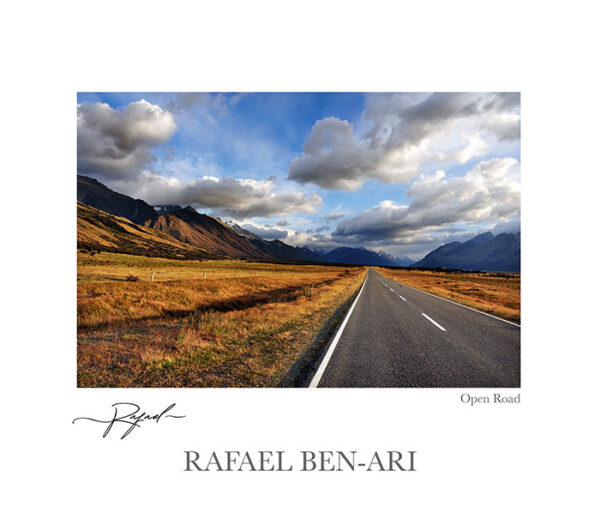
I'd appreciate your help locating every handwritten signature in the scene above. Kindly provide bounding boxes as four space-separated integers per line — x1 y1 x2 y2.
72 402 185 439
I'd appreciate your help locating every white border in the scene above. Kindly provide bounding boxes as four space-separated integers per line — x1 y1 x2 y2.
5 1 599 511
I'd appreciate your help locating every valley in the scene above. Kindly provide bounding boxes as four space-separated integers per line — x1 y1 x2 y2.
77 252 365 387
76 173 520 387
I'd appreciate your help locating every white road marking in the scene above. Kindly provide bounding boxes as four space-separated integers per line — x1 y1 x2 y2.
379 277 406 302
378 272 520 327
309 272 369 388
422 313 446 331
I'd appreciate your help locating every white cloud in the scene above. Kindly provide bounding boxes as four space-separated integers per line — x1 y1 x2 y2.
78 99 322 219
288 92 520 190
288 117 379 190
282 229 333 249
112 172 322 219
77 99 177 180
239 222 288 240
332 157 520 243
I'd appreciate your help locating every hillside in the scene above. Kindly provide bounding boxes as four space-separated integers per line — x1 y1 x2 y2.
77 202 213 259
77 175 158 223
412 232 520 271
144 207 271 259
76 175 415 265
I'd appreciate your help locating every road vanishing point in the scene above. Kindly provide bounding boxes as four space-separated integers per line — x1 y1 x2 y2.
310 268 520 388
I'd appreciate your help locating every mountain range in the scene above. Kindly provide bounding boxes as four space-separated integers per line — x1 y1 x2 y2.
225 222 324 262
412 232 520 271
320 247 413 267
77 174 517 270
143 207 270 259
77 201 212 260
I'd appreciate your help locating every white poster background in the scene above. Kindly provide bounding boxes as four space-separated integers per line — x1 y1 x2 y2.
3 1 598 511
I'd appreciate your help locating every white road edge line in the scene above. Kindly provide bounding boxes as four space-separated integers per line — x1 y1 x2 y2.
309 271 369 388
379 273 520 327
422 313 446 331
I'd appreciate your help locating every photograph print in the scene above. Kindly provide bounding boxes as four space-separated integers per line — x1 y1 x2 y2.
76 92 520 388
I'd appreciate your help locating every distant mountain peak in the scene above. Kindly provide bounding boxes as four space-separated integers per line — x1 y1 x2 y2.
468 231 495 244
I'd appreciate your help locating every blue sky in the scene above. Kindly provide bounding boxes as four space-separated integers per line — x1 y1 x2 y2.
77 92 520 259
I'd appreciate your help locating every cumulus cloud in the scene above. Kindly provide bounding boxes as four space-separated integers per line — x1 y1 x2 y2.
325 212 345 221
332 157 520 244
114 172 322 219
288 92 520 190
288 117 378 190
239 223 288 240
78 99 322 219
78 100 177 180
283 230 333 250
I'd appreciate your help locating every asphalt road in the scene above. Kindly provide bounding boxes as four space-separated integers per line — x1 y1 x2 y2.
313 268 520 388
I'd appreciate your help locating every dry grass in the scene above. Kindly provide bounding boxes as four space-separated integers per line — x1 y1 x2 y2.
77 251 365 387
78 251 334 282
78 253 355 331
376 267 520 323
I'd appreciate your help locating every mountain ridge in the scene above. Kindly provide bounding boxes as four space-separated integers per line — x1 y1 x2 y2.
412 232 520 271
77 175 158 223
143 207 272 260
77 202 213 260
78 175 487 268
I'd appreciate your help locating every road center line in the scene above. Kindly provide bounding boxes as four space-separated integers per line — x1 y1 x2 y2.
379 272 520 327
309 271 369 388
422 313 446 331
398 295 406 301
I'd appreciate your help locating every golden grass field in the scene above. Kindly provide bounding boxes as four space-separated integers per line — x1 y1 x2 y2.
77 252 520 387
376 267 520 323
78 251 365 387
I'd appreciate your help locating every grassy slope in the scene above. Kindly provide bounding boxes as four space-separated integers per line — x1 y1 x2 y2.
77 202 214 260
